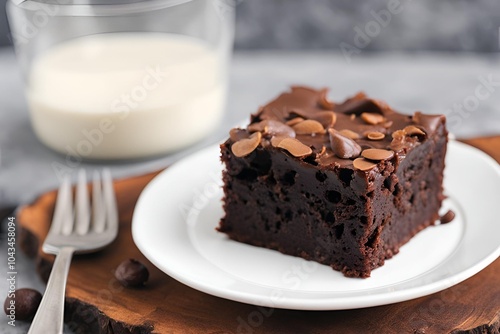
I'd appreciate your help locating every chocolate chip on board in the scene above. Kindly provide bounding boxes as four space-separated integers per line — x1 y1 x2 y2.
115 259 150 288
4 288 42 320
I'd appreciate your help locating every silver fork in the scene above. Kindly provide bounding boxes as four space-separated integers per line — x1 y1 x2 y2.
28 169 118 334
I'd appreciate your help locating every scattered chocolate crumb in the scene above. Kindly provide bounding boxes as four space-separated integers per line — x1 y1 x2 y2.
4 288 42 320
440 210 456 225
115 259 149 288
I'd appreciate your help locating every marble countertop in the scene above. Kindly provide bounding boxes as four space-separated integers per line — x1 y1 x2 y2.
0 48 499 332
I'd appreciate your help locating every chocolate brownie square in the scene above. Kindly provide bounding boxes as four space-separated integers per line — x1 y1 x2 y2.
218 86 447 278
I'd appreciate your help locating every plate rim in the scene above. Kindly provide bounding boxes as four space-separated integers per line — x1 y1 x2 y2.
132 140 500 310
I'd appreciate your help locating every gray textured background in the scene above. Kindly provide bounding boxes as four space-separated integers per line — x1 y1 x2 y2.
0 0 500 51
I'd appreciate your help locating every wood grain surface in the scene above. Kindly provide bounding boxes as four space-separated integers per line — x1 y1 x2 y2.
16 137 500 334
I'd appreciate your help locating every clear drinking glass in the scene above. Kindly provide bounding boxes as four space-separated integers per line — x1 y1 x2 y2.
7 0 235 160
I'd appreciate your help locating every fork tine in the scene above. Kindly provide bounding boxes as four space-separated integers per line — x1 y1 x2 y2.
51 174 71 235
92 170 106 233
75 170 91 235
60 175 74 236
102 169 118 232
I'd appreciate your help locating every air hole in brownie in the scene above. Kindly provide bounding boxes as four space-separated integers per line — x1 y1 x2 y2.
383 178 391 190
347 199 355 205
316 171 327 182
339 169 353 186
365 228 380 249
275 221 281 232
326 190 341 204
367 191 374 198
275 207 282 215
392 185 401 197
281 170 297 186
304 192 311 199
351 229 357 236
268 191 276 202
334 224 344 239
409 194 415 204
360 216 368 225
250 150 272 175
235 168 258 181
284 210 293 220
267 172 277 186
325 212 335 224
303 155 318 166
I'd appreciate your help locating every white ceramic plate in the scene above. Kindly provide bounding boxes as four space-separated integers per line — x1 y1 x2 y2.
132 140 500 310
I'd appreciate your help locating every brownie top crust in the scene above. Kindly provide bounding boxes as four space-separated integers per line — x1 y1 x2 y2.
228 86 445 172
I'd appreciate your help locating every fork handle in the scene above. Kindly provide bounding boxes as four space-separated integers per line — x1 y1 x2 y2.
28 247 75 334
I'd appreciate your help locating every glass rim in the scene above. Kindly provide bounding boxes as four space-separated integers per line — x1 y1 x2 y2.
6 0 225 16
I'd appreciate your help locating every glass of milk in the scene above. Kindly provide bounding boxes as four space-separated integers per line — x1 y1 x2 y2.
7 0 235 160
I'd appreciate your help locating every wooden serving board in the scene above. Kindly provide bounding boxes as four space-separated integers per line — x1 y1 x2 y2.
17 137 500 334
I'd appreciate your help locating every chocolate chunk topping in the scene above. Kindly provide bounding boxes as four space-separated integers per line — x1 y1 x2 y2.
353 158 377 171
336 94 387 115
412 111 444 133
231 132 262 157
248 119 296 137
277 138 313 157
318 89 335 110
329 129 361 159
313 111 337 129
362 148 394 161
231 86 443 169
229 128 249 142
440 210 456 224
